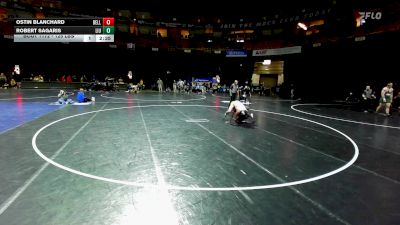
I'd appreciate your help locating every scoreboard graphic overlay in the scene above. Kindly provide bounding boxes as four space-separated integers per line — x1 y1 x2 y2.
14 18 115 42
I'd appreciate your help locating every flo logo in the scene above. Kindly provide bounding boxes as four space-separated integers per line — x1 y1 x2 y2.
359 12 382 20
356 11 382 27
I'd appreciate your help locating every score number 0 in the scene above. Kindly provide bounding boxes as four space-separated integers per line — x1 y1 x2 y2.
103 18 114 26
102 18 114 34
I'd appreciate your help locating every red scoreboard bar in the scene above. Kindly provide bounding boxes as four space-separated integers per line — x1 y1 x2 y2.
102 18 114 26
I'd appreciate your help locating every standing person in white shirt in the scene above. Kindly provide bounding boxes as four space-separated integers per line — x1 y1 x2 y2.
173 80 177 93
157 78 163 93
127 71 133 84
177 79 185 94
229 80 239 103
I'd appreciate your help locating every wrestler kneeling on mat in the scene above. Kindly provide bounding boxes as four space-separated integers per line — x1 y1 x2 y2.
225 100 254 125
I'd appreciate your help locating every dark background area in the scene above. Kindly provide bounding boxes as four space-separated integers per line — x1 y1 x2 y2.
1 30 399 101
283 30 399 101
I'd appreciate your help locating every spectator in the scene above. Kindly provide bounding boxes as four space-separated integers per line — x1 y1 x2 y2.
392 91 400 112
76 88 92 103
157 78 163 92
13 72 22 89
66 75 73 83
0 72 7 88
57 90 74 104
80 75 87 83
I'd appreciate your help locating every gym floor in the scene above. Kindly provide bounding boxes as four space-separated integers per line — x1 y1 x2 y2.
0 89 399 225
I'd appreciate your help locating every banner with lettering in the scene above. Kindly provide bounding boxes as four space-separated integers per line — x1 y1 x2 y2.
252 46 301 56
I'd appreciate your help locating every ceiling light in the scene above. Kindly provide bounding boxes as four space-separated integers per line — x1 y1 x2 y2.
297 22 308 30
262 60 271 65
